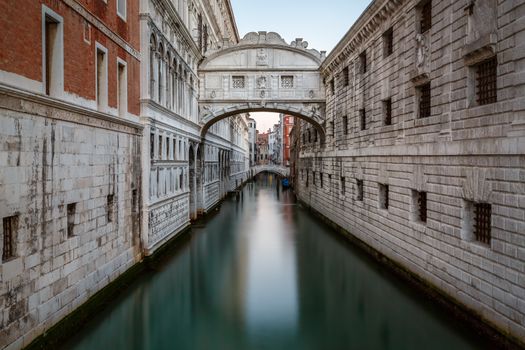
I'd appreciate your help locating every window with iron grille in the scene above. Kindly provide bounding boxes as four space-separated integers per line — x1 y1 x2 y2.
383 28 393 57
342 115 348 135
475 58 497 105
474 203 491 245
360 109 366 130
419 0 432 33
232 76 245 89
320 173 324 188
330 80 335 95
418 82 431 118
414 190 427 223
379 184 389 210
356 179 364 201
342 67 349 87
67 203 76 237
107 194 114 223
2 216 17 262
341 177 346 195
281 75 294 89
383 98 392 125
359 51 367 73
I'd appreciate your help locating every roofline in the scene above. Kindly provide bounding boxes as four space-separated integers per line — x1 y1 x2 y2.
321 0 384 72
224 0 240 43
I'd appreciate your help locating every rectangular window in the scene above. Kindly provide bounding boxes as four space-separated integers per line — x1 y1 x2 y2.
341 177 346 195
330 79 335 95
43 11 63 96
357 179 364 201
96 45 108 110
306 171 309 187
107 194 114 223
383 27 394 57
360 109 366 130
117 60 127 117
232 76 245 89
281 75 294 88
474 203 491 244
418 82 431 118
67 203 76 237
2 216 18 262
379 184 389 210
342 67 349 87
158 135 163 159
383 98 392 125
313 172 316 186
419 0 432 33
342 115 348 135
117 0 126 20
320 173 324 188
166 137 171 159
475 57 497 105
150 133 155 159
413 190 427 223
359 51 367 73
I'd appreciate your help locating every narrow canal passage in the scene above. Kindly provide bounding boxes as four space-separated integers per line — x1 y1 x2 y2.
65 173 491 350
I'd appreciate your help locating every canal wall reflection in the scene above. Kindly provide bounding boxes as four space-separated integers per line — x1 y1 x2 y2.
64 173 492 350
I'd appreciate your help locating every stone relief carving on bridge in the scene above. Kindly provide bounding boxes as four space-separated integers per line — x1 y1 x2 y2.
256 49 268 66
256 76 267 89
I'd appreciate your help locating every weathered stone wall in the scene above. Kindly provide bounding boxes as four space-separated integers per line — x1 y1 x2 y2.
0 92 142 349
295 0 525 343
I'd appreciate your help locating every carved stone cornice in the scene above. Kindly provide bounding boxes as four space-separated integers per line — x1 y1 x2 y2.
321 0 405 76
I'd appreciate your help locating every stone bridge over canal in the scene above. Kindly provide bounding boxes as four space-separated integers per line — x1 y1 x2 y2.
250 165 290 178
198 31 327 140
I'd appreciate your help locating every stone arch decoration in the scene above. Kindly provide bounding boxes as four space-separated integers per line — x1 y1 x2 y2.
198 31 327 139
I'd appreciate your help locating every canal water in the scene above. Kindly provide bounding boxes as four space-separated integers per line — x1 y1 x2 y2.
64 173 492 350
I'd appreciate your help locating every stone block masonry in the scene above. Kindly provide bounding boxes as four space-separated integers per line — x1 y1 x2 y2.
293 0 525 345
0 92 142 349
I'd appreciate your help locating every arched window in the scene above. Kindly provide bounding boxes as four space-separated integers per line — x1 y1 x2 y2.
149 34 157 100
157 43 164 104
166 51 172 109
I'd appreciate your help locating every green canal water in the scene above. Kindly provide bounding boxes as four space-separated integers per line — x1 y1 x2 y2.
64 173 493 350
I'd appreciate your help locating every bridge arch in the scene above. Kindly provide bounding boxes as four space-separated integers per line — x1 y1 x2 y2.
198 32 327 140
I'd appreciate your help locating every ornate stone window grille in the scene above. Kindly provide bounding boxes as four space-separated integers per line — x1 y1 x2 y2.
476 58 497 105
383 98 392 125
359 108 366 130
383 28 394 57
2 216 17 261
281 75 294 89
356 179 364 201
419 0 432 34
418 82 431 118
232 76 245 89
379 184 389 210
474 203 491 244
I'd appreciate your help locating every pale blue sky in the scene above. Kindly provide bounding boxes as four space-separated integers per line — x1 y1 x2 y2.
230 0 373 131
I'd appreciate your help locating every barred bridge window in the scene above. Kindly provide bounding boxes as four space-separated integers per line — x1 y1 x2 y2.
474 203 491 245
476 58 497 105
